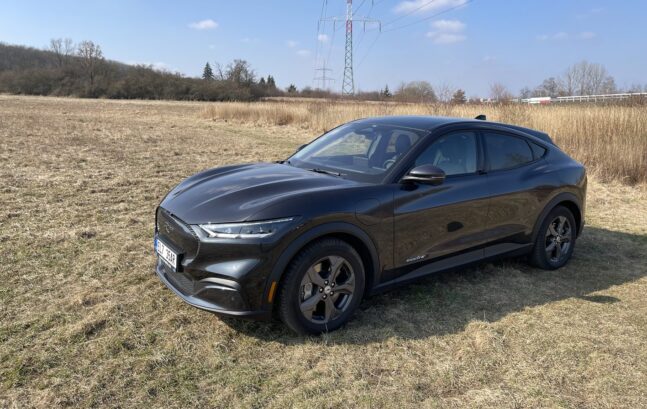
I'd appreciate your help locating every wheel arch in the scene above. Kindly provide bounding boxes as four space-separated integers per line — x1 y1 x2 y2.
532 192 583 242
265 222 380 308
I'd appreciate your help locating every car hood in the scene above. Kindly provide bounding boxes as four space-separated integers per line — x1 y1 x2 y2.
160 163 359 224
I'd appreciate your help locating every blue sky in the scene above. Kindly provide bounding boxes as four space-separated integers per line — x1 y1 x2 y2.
1 0 645 96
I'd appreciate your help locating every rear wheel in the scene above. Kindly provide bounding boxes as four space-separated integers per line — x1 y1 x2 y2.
530 206 577 269
277 238 365 335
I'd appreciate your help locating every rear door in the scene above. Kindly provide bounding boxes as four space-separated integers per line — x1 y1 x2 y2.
481 130 549 252
392 130 491 269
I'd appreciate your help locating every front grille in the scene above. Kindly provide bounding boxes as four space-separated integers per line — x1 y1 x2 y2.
166 269 195 295
156 208 200 261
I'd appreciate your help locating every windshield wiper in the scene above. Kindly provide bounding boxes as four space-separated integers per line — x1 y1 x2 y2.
308 168 345 177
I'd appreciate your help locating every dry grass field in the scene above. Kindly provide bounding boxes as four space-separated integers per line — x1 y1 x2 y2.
1 95 647 408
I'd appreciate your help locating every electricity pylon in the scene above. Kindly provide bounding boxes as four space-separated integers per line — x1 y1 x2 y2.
321 0 381 96
314 60 335 90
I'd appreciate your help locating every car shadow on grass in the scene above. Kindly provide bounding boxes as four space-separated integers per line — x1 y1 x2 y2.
220 226 647 344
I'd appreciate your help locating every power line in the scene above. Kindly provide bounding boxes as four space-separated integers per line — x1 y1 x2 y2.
313 0 329 87
383 0 475 33
357 31 381 68
353 0 367 16
383 0 440 27
355 0 376 49
326 24 337 64
315 1 328 60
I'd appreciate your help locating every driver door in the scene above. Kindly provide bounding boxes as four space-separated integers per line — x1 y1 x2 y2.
392 130 491 271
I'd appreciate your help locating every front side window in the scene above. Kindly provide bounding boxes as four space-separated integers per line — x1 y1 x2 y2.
413 131 478 176
484 132 534 171
288 123 427 183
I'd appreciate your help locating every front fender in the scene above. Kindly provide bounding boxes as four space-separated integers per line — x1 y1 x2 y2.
262 221 381 309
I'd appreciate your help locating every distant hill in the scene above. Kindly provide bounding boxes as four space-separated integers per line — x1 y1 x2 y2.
0 41 279 101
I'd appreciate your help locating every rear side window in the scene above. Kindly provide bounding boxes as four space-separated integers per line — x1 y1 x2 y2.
530 142 547 159
414 131 478 176
484 132 534 171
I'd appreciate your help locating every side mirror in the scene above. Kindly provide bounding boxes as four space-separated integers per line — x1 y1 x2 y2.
296 144 308 152
401 165 446 185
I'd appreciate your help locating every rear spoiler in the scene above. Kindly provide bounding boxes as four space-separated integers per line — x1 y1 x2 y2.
474 114 555 145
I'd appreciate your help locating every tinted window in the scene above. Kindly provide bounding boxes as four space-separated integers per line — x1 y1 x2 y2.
414 131 477 176
530 142 547 159
289 123 426 183
484 133 533 171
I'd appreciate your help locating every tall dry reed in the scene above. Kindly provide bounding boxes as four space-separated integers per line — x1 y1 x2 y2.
203 100 647 184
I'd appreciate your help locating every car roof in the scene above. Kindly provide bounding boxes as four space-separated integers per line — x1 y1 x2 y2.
352 115 472 130
352 115 555 145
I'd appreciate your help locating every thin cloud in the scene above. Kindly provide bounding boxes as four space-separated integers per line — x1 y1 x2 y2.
286 40 298 48
427 32 466 44
318 34 329 43
395 0 468 14
577 7 605 19
537 31 596 41
188 19 218 30
537 32 568 41
426 19 466 44
296 49 311 57
431 19 465 32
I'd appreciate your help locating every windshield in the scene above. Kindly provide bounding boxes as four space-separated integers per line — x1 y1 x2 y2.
287 122 427 183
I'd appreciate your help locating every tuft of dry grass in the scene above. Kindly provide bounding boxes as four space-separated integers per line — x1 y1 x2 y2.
1 95 647 408
204 100 647 184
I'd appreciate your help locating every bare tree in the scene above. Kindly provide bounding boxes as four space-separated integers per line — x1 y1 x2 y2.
563 67 576 95
563 61 610 96
627 83 643 93
49 38 75 67
225 59 255 85
50 38 64 67
213 62 225 80
489 82 512 102
534 77 564 98
394 81 437 103
63 38 74 58
519 87 533 99
435 82 456 103
600 76 617 94
77 40 104 89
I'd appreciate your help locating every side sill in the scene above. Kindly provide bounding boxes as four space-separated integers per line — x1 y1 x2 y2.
370 242 532 294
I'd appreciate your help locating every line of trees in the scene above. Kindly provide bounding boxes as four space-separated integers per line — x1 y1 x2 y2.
519 60 647 99
2 40 645 104
0 39 281 101
280 81 471 104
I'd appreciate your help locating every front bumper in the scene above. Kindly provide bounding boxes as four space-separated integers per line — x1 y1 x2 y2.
155 258 271 320
153 206 275 320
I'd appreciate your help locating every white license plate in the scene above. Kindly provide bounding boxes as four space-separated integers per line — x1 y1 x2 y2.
156 239 178 270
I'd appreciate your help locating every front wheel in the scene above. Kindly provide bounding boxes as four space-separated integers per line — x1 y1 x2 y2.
529 206 577 269
277 238 365 335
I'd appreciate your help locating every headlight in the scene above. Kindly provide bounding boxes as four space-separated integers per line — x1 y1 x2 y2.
198 217 295 239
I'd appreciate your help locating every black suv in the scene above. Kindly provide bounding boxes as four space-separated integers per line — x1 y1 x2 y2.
154 116 586 334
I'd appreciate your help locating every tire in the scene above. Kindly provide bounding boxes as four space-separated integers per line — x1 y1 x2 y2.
277 238 365 335
529 205 577 270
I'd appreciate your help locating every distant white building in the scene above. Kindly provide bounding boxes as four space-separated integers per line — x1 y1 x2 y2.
521 97 552 105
